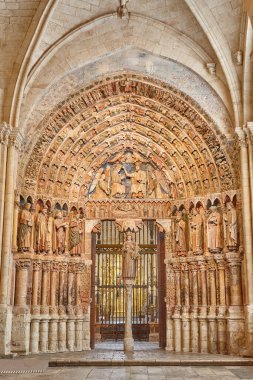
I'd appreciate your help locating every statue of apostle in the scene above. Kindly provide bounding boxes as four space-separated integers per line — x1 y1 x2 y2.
69 212 84 256
223 202 238 248
35 206 49 253
207 206 223 252
18 202 33 252
122 231 140 280
189 208 204 253
53 211 69 254
175 211 187 254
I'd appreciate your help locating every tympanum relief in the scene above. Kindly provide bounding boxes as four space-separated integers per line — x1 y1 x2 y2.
88 150 175 200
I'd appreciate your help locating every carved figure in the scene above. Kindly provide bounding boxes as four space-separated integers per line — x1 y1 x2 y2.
207 206 222 251
124 163 146 198
111 164 126 197
122 231 140 279
190 208 203 253
69 213 84 255
90 167 110 199
35 207 49 253
18 202 33 252
223 202 238 247
53 211 68 254
175 211 187 253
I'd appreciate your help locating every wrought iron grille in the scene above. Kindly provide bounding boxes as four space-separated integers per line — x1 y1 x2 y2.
95 220 158 341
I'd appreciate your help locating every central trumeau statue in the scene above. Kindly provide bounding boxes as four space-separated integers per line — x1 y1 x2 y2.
88 150 176 199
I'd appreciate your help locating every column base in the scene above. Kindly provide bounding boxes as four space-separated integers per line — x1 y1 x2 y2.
11 306 30 354
240 305 253 357
124 337 134 352
0 305 13 356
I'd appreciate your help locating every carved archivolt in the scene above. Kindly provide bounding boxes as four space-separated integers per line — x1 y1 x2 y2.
19 74 238 204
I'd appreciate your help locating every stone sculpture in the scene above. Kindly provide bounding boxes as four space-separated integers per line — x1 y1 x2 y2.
18 202 33 252
175 211 187 253
207 206 222 252
189 208 203 253
122 231 140 279
110 164 126 198
35 206 49 253
223 202 238 248
53 211 68 254
69 212 84 255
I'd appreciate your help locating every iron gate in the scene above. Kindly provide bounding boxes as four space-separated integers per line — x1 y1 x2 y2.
95 220 158 341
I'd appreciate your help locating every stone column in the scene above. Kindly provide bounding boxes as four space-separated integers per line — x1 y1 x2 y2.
73 262 83 351
58 262 67 352
182 263 190 353
48 261 58 352
225 251 244 354
14 258 31 306
207 259 217 354
39 261 50 353
67 263 75 352
236 128 253 352
190 262 199 353
173 264 181 352
215 256 227 354
124 279 134 352
198 260 208 353
11 257 31 353
11 192 19 253
165 261 175 351
30 261 41 354
246 123 253 224
0 123 10 269
0 129 23 355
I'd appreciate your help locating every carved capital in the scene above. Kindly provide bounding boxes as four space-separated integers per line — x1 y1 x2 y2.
58 262 68 272
235 128 247 148
33 260 41 271
68 263 76 273
8 130 23 151
15 259 31 270
51 261 59 272
42 261 51 272
215 259 225 270
75 262 86 272
0 122 11 145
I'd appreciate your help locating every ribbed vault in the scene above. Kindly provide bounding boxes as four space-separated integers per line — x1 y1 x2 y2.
20 74 238 203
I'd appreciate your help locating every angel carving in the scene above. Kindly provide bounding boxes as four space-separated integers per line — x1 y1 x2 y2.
89 167 110 199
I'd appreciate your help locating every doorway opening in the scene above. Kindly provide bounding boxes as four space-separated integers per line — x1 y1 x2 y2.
91 219 166 347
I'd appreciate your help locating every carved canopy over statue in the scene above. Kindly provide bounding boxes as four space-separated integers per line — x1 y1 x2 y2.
88 150 176 200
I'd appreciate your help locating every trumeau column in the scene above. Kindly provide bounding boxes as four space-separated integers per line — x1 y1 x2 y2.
0 128 23 355
236 127 253 354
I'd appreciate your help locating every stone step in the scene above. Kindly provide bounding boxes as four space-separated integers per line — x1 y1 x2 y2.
49 358 253 367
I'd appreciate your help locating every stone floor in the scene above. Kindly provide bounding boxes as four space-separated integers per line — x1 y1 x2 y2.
0 342 253 380
1 365 253 380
